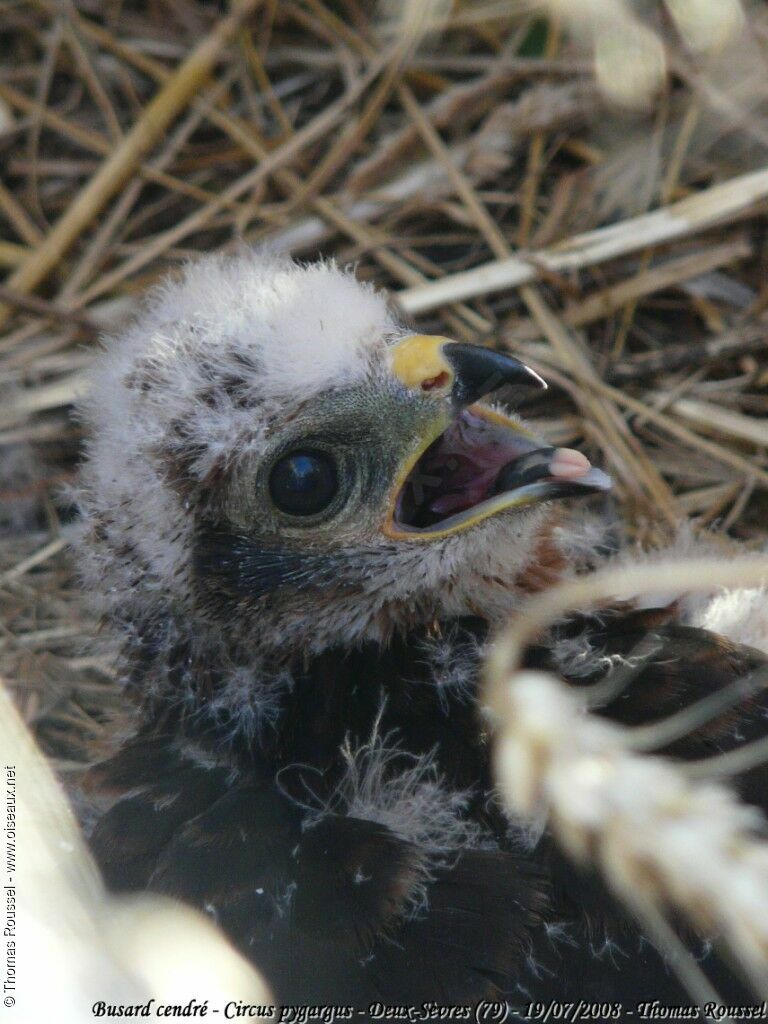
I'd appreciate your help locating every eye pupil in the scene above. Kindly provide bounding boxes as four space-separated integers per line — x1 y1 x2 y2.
269 450 338 516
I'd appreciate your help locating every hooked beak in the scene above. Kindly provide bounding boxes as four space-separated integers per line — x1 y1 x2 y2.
389 334 547 403
384 335 611 541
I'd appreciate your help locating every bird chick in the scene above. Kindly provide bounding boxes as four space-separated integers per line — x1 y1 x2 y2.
76 253 765 1009
75 252 609 738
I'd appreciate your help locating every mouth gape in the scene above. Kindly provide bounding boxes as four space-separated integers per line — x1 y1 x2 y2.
392 407 611 537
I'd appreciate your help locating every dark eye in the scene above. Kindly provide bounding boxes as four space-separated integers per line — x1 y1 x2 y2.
269 450 338 517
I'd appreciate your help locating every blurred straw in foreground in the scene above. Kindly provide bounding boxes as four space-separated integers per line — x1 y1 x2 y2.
484 556 768 1005
544 0 745 108
385 0 746 109
1 678 271 1023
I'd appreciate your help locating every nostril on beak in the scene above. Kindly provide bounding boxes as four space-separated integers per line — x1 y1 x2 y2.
389 334 456 394
421 371 451 392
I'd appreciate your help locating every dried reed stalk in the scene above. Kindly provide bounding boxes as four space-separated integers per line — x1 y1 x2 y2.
397 165 768 315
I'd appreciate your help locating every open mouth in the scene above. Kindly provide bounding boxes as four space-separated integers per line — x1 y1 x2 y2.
389 407 611 538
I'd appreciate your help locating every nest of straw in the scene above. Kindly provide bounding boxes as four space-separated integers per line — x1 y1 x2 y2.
1 0 767 777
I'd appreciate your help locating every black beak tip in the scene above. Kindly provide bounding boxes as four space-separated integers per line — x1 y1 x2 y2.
443 342 548 404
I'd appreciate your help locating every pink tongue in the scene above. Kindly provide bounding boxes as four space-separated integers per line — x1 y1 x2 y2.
428 447 593 516
549 447 592 479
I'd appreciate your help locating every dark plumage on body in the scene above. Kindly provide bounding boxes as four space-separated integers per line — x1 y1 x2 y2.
75 253 768 1012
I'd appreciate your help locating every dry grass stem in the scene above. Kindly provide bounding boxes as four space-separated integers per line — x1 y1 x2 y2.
486 557 768 691
0 0 264 328
397 165 768 315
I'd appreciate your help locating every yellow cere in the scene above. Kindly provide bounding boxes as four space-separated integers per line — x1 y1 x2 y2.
389 335 454 392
